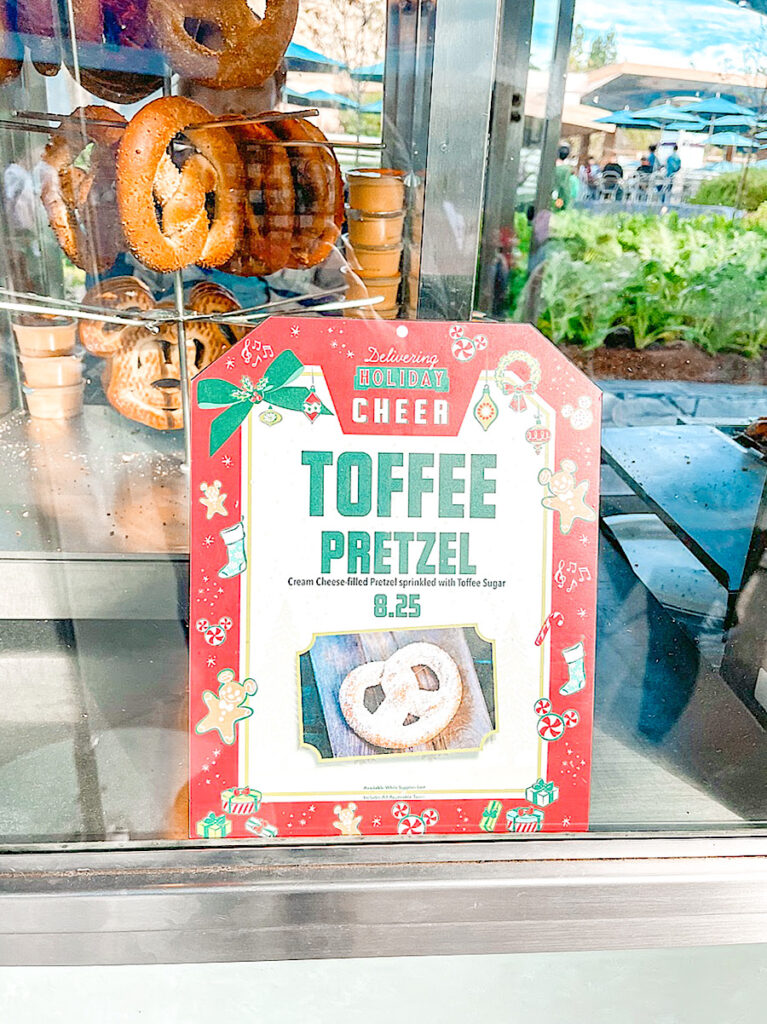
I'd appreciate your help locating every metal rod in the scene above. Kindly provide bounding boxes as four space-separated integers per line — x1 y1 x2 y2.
0 298 161 332
11 108 319 131
182 288 344 323
0 287 173 322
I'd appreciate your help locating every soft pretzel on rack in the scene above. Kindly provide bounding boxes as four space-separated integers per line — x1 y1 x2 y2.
105 281 246 430
68 0 163 103
79 276 155 357
147 0 298 90
221 121 295 277
270 115 344 268
116 96 245 273
40 105 126 274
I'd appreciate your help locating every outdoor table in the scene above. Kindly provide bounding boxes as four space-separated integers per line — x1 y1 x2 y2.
601 424 767 623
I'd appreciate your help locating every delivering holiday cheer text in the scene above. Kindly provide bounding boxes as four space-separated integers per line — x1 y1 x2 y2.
301 451 496 575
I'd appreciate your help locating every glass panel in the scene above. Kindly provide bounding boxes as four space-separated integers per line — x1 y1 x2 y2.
1 946 765 1020
498 0 767 831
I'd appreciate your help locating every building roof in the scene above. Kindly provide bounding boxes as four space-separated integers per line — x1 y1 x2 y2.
579 62 767 113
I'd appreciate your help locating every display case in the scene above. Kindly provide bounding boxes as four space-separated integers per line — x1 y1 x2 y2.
0 0 766 966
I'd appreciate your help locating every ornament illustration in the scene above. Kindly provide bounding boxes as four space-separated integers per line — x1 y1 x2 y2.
473 384 498 431
525 418 551 454
560 640 587 695
449 324 488 362
195 616 233 646
199 480 227 519
538 459 596 535
218 520 247 579
333 803 363 836
562 395 594 431
303 390 323 422
195 668 257 745
495 350 542 411
259 408 282 427
391 801 439 835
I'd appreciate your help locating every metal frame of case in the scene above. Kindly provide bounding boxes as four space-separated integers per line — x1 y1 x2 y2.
0 0 766 965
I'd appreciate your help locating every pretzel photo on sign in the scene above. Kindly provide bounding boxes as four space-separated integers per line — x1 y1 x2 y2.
147 0 298 89
339 642 463 750
116 96 245 273
40 105 126 274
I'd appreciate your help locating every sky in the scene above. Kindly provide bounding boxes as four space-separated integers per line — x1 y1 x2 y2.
531 0 767 74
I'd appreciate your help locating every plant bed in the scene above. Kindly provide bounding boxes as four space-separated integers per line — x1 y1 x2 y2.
562 340 767 384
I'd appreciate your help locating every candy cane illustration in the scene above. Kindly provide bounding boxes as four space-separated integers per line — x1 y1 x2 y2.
534 611 565 646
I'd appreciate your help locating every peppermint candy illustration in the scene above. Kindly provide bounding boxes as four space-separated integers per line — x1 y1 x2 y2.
196 617 232 647
534 698 552 716
537 713 566 741
391 802 439 835
562 708 580 728
398 814 426 835
391 801 410 820
420 808 440 828
449 324 489 363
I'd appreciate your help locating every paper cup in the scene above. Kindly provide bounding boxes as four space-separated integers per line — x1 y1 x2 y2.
21 351 84 388
24 382 84 419
13 318 77 357
346 207 405 247
344 236 403 279
360 275 401 308
347 168 406 213
346 304 400 320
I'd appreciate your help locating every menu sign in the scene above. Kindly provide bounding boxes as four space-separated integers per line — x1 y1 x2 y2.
189 318 600 839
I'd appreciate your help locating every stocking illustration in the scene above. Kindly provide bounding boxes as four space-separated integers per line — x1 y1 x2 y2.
218 521 247 579
559 641 586 696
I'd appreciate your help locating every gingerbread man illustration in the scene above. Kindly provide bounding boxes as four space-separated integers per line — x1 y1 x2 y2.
195 668 257 745
538 459 596 535
333 803 363 837
199 480 228 520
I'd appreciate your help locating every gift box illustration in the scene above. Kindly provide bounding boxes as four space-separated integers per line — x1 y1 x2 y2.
245 816 279 838
479 799 503 832
506 806 544 833
221 786 262 815
196 812 232 838
525 778 559 808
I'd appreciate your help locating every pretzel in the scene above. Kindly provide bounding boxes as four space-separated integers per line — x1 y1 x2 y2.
68 0 163 103
221 122 295 276
40 106 126 274
147 0 298 90
0 4 22 84
16 0 61 75
270 115 344 268
339 643 462 750
79 276 155 357
105 281 245 430
116 96 245 273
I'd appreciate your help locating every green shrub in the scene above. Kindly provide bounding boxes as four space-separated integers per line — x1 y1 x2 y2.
691 169 767 211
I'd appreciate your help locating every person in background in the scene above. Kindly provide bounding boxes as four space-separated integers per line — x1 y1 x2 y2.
666 144 681 178
637 156 653 176
553 143 574 209
647 143 662 172
601 156 623 199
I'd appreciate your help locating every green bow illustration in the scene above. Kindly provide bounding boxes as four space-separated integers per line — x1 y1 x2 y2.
197 349 332 455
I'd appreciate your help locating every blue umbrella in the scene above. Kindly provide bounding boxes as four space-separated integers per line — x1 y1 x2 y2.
665 118 707 131
286 88 358 110
681 96 755 117
712 114 757 129
631 103 702 123
360 99 382 114
286 42 345 72
350 61 384 82
594 110 660 127
709 131 759 149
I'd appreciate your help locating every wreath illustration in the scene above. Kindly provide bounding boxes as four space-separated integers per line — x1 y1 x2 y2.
494 350 542 412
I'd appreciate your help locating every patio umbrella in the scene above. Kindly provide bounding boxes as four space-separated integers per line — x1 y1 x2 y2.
755 131 767 140
709 131 759 149
286 42 345 73
594 110 660 127
711 114 757 129
360 99 382 114
350 61 384 82
681 96 755 118
630 103 702 124
665 118 707 131
285 88 359 110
